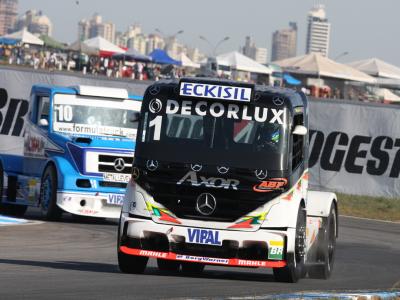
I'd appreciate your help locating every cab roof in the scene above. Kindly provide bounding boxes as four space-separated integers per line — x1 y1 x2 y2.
145 77 306 110
31 84 142 101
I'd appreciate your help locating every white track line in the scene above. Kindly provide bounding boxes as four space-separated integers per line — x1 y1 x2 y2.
340 214 400 224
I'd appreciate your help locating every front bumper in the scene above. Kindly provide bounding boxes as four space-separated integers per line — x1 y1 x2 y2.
119 215 293 268
57 191 123 218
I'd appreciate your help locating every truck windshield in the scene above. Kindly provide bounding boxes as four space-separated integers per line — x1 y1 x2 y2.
138 102 289 170
52 94 140 139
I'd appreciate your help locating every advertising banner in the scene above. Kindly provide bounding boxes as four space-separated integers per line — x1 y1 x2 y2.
309 99 400 197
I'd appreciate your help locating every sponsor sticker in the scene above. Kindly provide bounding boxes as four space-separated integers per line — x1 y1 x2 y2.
180 82 252 102
253 178 288 193
103 173 131 183
176 254 229 264
107 193 125 206
187 228 222 246
268 240 284 260
166 99 285 125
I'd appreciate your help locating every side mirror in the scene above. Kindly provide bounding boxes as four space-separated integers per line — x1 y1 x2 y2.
129 111 141 123
39 118 49 127
293 125 308 136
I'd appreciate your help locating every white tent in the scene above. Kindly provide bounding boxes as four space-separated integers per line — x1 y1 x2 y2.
179 53 200 68
3 28 44 46
69 36 125 54
374 88 400 102
347 58 400 80
274 53 375 83
217 51 272 74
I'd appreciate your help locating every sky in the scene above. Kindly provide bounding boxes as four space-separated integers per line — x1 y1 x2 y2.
19 0 400 66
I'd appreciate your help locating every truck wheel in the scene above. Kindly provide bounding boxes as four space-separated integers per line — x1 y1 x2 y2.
0 163 27 217
157 259 180 272
39 165 62 221
118 250 148 274
273 205 306 283
308 204 337 279
117 220 148 274
181 262 205 275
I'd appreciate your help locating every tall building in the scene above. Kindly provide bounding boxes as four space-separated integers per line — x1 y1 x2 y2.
128 34 147 54
165 36 183 59
15 9 53 36
78 19 90 41
146 33 165 54
0 0 18 35
242 36 268 64
254 47 268 65
305 4 331 57
271 22 297 62
78 13 115 43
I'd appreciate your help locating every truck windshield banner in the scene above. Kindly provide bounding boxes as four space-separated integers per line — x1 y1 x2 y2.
179 82 252 102
165 99 285 124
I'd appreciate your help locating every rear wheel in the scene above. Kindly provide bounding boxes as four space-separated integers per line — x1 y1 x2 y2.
181 262 205 275
308 203 337 279
0 163 27 217
117 219 148 274
273 204 306 283
39 165 62 221
157 259 180 272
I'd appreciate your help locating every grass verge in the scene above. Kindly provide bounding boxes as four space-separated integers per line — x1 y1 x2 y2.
337 193 400 222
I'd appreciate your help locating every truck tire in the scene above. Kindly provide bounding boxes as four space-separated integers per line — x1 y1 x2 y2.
0 163 27 217
157 259 180 272
273 205 306 283
39 165 62 221
181 262 205 275
308 203 337 279
117 221 148 274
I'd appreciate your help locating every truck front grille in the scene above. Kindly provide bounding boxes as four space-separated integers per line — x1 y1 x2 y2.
150 185 278 223
98 155 133 174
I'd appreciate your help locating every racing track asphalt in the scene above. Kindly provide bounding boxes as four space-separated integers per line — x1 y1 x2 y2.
0 210 399 300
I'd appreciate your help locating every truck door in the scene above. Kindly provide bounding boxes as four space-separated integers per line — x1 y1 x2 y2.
23 93 50 178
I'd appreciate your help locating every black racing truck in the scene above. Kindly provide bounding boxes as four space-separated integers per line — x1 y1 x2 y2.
117 78 338 282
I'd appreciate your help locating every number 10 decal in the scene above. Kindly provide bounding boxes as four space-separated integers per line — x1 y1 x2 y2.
149 115 162 141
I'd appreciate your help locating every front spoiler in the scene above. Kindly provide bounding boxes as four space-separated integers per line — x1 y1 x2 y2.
120 246 287 268
57 191 122 219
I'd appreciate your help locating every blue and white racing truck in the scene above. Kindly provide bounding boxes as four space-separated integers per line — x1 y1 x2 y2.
0 85 141 220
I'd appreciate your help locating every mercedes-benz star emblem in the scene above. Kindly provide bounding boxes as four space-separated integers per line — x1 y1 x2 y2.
196 193 217 216
255 169 268 180
149 98 162 114
146 160 159 171
217 166 229 174
149 85 160 95
191 164 202 172
114 158 125 172
132 167 140 180
273 97 284 106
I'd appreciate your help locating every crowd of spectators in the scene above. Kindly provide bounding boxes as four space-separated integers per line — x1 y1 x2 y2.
0 44 187 80
1 44 399 104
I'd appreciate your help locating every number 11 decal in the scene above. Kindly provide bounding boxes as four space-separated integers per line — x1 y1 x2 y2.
149 115 162 141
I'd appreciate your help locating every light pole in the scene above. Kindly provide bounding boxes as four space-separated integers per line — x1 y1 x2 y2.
155 28 184 48
199 35 230 57
334 51 349 61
